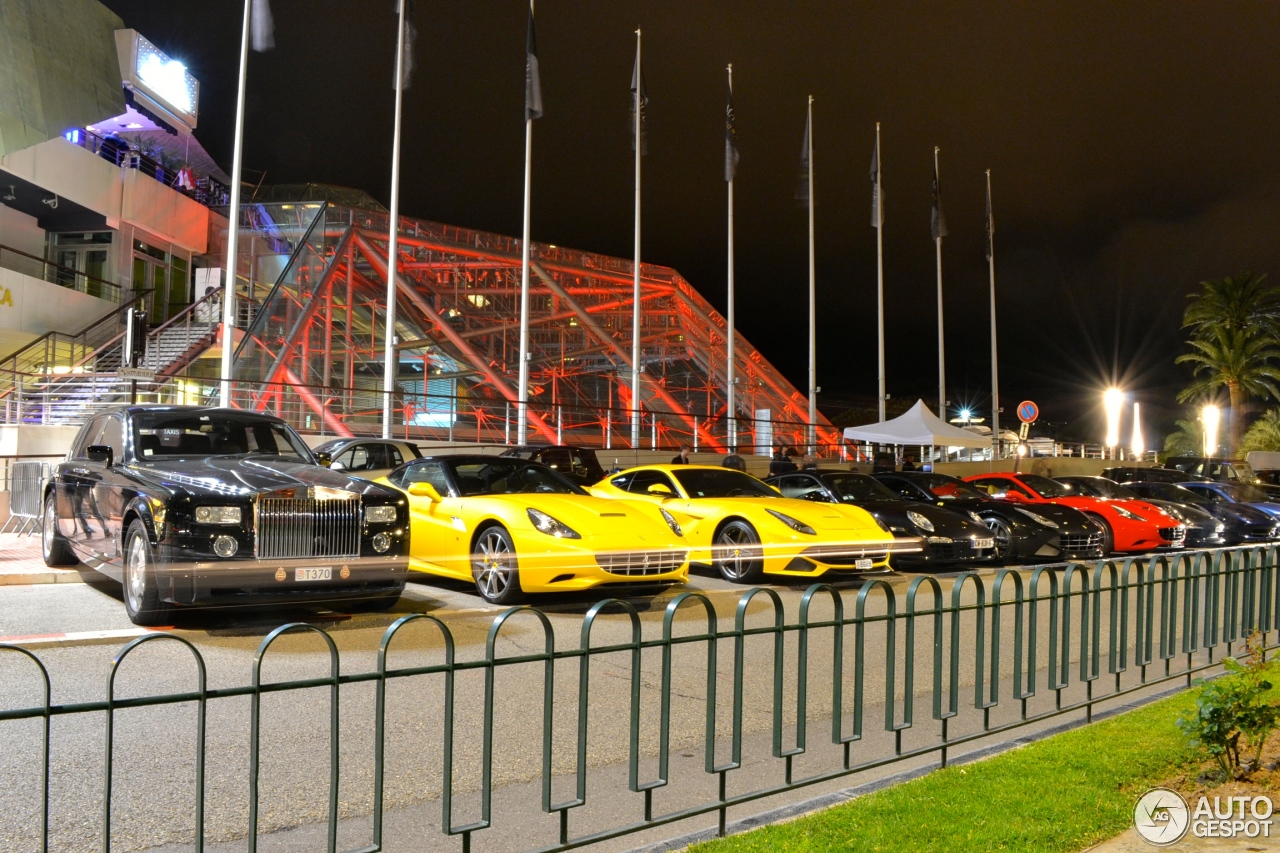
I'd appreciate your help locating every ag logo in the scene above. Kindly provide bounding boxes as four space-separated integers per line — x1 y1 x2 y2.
1134 788 1190 845
0 288 12 307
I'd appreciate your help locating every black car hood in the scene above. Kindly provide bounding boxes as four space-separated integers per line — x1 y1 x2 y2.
850 499 989 538
937 496 1093 529
128 455 400 500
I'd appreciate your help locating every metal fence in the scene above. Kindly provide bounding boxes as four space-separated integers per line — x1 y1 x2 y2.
0 548 1276 853
2 460 48 534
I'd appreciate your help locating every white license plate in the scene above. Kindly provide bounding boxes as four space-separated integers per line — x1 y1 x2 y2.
974 538 995 549
295 567 333 582
855 558 873 570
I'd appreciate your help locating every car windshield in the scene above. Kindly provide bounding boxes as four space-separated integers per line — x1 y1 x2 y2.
1018 474 1073 498
1158 485 1211 505
133 411 312 461
1218 482 1272 503
912 474 988 500
312 439 346 454
1061 478 1138 500
446 458 585 496
822 473 902 502
672 468 779 498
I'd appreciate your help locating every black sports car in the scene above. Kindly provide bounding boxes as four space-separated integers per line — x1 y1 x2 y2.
873 471 1103 564
499 445 606 486
42 406 409 625
1124 481 1279 545
1054 476 1225 548
1102 466 1208 485
767 469 995 567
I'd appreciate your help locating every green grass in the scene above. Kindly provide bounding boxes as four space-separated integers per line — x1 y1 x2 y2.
691 691 1203 853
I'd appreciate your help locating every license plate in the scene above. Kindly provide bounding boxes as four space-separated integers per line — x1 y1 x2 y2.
974 538 995 549
295 567 332 582
855 558 873 570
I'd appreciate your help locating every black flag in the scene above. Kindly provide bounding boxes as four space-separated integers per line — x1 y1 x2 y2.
796 109 811 208
870 134 884 227
525 4 543 119
931 151 948 240
984 172 995 260
251 0 274 51
393 0 417 90
629 42 648 155
725 72 739 182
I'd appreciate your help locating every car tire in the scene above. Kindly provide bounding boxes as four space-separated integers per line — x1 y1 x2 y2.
42 493 77 567
984 515 1013 565
122 518 173 626
1086 514 1114 557
471 526 525 605
714 519 765 584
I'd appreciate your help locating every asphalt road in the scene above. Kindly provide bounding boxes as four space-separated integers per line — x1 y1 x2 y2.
0 558 1225 853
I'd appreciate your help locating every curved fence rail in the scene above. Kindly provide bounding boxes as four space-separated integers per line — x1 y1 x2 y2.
0 547 1276 852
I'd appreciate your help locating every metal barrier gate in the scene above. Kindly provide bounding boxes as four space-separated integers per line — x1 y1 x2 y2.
2 460 48 535
0 547 1276 852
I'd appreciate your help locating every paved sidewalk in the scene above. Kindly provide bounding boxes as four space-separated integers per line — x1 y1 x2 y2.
1085 826 1280 851
0 531 85 585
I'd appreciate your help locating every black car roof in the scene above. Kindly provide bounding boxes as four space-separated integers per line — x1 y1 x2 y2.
108 405 287 422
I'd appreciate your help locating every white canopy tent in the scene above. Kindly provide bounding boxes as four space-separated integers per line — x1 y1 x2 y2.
842 399 990 448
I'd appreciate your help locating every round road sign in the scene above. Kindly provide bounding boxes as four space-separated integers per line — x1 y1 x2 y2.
1017 400 1039 424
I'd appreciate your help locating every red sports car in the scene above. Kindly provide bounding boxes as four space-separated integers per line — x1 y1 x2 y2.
963 472 1185 554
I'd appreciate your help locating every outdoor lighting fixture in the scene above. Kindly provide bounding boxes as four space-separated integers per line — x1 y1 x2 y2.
1016 444 1028 457
1103 387 1124 455
1131 402 1144 459
1202 404 1220 457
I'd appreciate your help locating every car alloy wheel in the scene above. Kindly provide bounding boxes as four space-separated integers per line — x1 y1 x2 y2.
471 526 525 605
122 519 171 626
984 516 1012 563
714 520 765 583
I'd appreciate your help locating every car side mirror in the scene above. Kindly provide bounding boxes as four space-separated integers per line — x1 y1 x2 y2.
407 482 443 502
990 489 1011 500
802 491 833 502
87 445 113 467
330 460 347 471
316 451 332 467
647 483 675 498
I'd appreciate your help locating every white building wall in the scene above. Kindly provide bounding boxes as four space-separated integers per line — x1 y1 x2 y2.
0 203 45 272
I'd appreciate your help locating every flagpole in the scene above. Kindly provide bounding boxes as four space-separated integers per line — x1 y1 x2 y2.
875 122 885 422
726 63 736 452
517 0 535 446
630 28 642 449
987 169 1000 467
218 0 254 408
806 96 816 454
381 0 408 439
935 146 945 420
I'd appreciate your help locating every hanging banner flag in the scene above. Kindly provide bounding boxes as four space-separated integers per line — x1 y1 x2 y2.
525 3 543 119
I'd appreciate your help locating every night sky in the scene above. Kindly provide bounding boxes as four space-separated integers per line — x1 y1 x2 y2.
98 0 1280 441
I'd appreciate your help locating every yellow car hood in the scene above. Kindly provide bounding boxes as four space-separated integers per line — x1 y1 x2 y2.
670 496 883 533
512 493 675 543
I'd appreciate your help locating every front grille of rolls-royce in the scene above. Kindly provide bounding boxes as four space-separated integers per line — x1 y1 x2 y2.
255 497 362 559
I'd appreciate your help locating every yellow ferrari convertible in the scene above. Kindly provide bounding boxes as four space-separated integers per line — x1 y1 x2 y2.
377 455 689 604
588 465 918 583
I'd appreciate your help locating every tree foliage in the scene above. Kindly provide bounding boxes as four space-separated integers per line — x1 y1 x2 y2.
1241 408 1280 454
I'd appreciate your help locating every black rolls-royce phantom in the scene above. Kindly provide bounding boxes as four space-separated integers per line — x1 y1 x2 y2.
42 406 409 625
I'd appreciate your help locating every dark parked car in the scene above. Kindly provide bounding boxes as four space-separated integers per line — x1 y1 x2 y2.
1102 466 1208 485
500 445 605 486
42 406 409 625
767 469 994 567
873 471 1103 564
1178 481 1280 525
1124 481 1279 545
1054 476 1223 548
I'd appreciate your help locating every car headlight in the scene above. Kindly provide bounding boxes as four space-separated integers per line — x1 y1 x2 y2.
526 508 582 539
195 506 242 524
1014 507 1059 529
364 505 398 524
906 510 935 533
968 511 984 524
1112 505 1147 522
766 508 816 535
660 508 684 537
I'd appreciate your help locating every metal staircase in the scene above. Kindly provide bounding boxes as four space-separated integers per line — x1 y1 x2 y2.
0 289 221 424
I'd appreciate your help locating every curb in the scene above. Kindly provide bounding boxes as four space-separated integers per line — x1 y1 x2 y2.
0 569 86 586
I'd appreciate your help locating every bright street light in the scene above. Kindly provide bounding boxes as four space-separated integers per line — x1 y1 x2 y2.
1131 402 1144 460
1103 387 1124 458
1202 404 1220 457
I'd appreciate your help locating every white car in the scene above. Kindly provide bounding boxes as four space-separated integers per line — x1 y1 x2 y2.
313 438 422 480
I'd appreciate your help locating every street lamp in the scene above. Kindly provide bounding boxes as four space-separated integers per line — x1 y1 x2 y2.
1202 404 1220 457
1103 387 1123 460
1131 402 1144 460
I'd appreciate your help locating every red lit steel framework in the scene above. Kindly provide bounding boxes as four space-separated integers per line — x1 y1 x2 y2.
229 203 836 450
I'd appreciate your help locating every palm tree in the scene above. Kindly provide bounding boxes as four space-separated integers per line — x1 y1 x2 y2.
1183 272 1280 338
1241 409 1280 454
1176 325 1280 455
1163 417 1204 457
